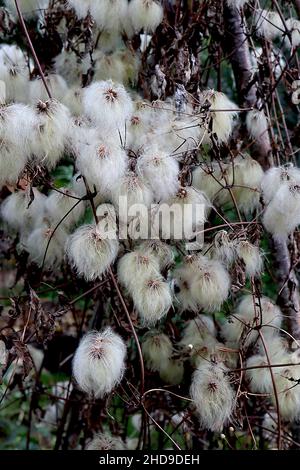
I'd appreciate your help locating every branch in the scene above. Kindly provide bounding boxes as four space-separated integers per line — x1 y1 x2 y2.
14 0 52 100
273 236 300 340
223 4 271 169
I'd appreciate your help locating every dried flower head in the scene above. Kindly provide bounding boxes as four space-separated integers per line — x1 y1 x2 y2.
86 433 126 450
72 328 126 398
188 255 231 312
142 330 173 371
190 362 235 431
66 224 119 281
254 9 284 41
236 240 263 277
83 80 133 131
25 223 68 268
31 99 71 169
75 136 127 197
262 183 300 239
136 146 179 202
129 0 164 33
221 295 283 348
159 358 184 385
198 90 237 144
135 240 175 269
118 251 160 293
132 275 173 325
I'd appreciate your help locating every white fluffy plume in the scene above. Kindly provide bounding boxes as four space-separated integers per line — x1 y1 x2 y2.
75 136 128 197
190 362 235 431
83 80 133 131
66 224 119 281
72 328 126 398
136 146 179 202
142 331 173 371
132 275 173 325
129 0 164 33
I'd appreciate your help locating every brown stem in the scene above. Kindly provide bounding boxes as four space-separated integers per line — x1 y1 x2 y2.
14 0 52 100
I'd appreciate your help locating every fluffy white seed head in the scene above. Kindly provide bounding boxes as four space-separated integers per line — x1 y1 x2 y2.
254 9 284 41
173 254 230 313
257 335 289 358
67 0 91 19
173 264 199 313
142 331 173 371
62 87 84 116
0 44 29 103
159 358 184 385
0 103 38 147
189 255 231 312
272 363 300 421
262 183 300 239
72 328 126 398
87 49 139 86
84 50 123 85
246 109 269 141
0 103 38 187
284 18 300 49
192 164 224 203
90 0 128 32
193 155 263 214
212 230 237 266
198 90 237 144
135 240 175 269
75 136 127 197
261 165 300 204
180 316 222 366
236 240 263 277
193 338 228 368
86 433 126 450
1 188 46 234
221 295 283 348
25 223 68 268
180 315 217 350
233 155 264 214
190 362 235 431
0 145 27 189
132 275 173 325
31 99 72 169
118 251 160 292
54 50 83 86
111 171 153 223
29 74 68 104
129 0 164 33
246 343 288 393
83 80 133 131
136 146 179 202
66 224 119 281
127 106 153 150
45 188 85 229
160 187 210 241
